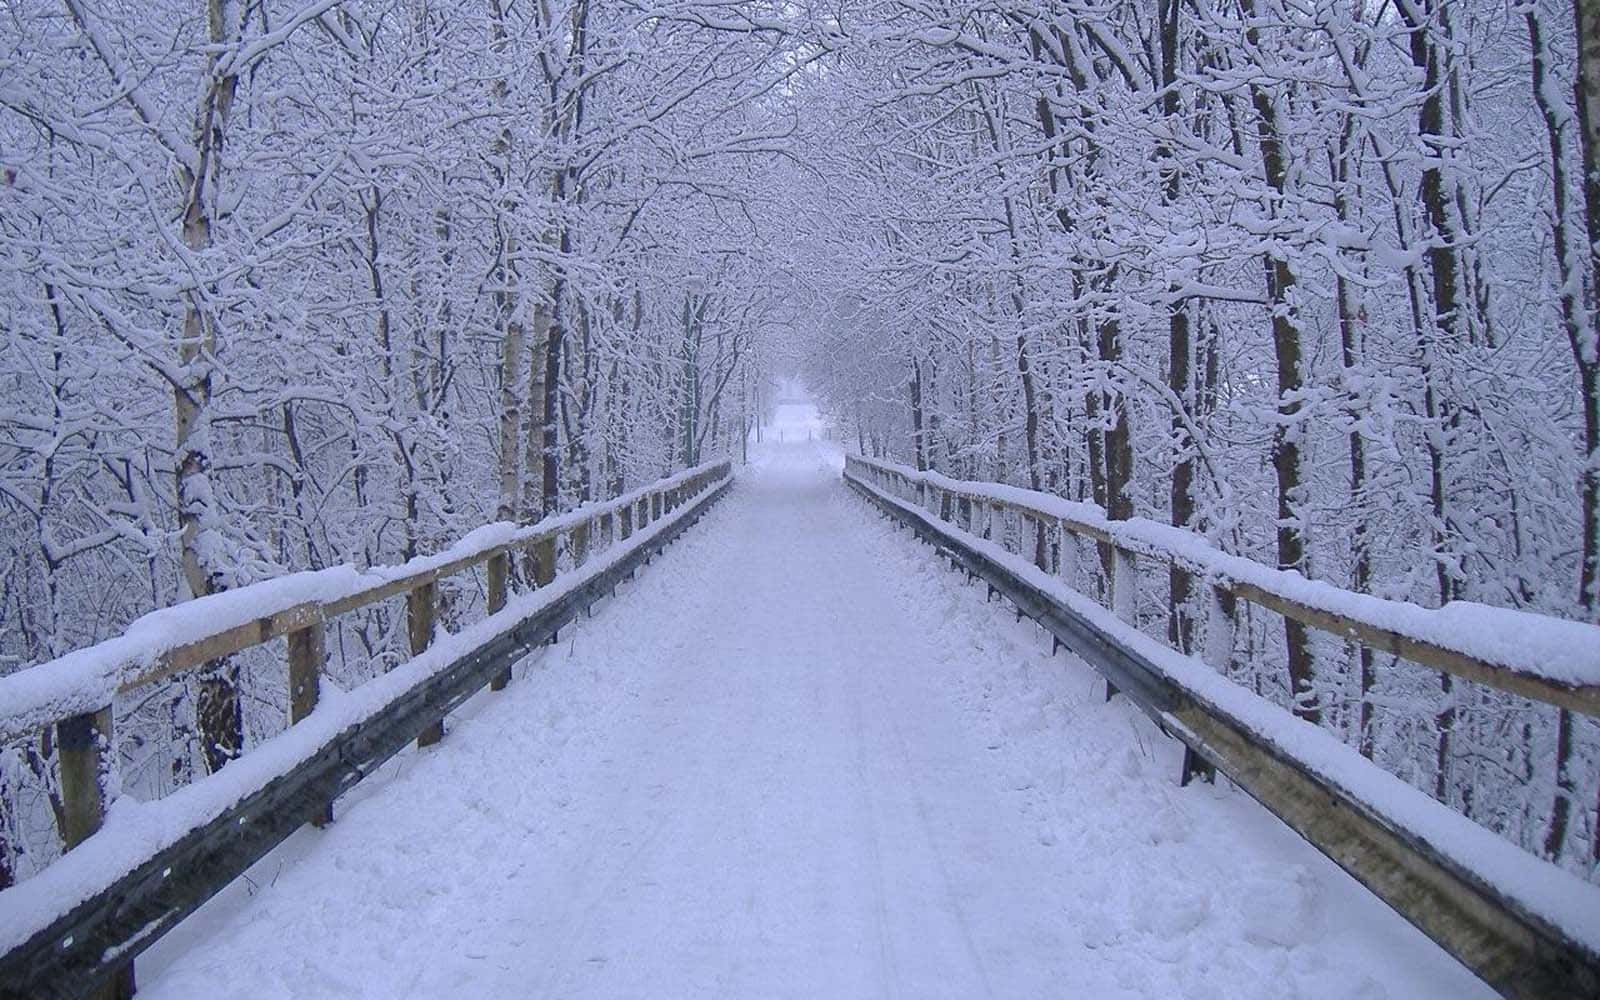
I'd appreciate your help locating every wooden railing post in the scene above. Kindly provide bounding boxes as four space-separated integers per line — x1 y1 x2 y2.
286 621 334 825
652 491 663 522
287 625 323 727
1202 581 1237 675
58 706 112 851
487 551 511 691
533 536 556 588
1181 580 1236 787
59 705 135 998
410 581 442 747
620 504 634 539
1106 546 1137 702
572 519 591 568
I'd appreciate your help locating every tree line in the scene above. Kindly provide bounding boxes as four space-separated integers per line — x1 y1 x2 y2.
0 0 798 886
795 0 1600 876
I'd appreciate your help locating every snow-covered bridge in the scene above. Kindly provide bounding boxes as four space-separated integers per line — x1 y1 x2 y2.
2 444 1598 999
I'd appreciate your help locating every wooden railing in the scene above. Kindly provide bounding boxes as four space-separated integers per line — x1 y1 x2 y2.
844 453 1600 999
0 459 733 1000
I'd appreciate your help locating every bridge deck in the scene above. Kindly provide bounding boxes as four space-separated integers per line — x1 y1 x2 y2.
137 444 1488 998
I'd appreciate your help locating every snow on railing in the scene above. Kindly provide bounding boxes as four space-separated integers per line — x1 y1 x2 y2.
0 460 730 744
845 454 1600 713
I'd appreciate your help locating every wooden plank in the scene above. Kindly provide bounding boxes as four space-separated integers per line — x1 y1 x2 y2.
1230 581 1600 718
322 568 440 621
121 601 324 694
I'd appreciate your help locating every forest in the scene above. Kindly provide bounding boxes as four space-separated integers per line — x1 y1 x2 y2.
3 0 1598 893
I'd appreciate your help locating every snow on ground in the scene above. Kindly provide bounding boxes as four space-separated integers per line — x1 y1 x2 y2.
766 398 825 444
136 441 1489 999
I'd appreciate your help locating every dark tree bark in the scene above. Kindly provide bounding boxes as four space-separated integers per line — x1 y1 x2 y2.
1242 0 1317 725
1160 0 1196 653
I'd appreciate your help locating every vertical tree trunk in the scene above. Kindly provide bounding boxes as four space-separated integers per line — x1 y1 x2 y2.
1576 0 1600 632
1331 123 1376 755
1242 2 1318 725
1532 0 1600 860
1573 0 1600 853
496 303 524 523
1160 0 1196 652
910 356 926 472
1401 0 1470 802
180 0 243 775
524 300 551 522
1017 332 1047 568
541 240 567 519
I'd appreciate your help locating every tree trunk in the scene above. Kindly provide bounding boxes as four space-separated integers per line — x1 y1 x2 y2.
1160 0 1196 652
1532 0 1600 860
179 0 243 775
1242 3 1317 725
910 356 926 472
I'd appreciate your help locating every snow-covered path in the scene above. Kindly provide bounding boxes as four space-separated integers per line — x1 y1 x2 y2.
139 443 1488 999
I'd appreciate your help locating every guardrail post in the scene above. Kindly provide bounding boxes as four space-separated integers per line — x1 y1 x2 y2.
532 534 557 589
287 621 334 824
572 519 591 568
620 504 633 539
487 551 512 691
652 491 663 522
410 581 442 747
1203 582 1236 676
59 705 135 999
287 625 323 727
1106 547 1137 702
58 706 112 851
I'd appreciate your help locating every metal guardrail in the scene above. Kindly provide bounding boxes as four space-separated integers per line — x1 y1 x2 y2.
0 462 732 1000
844 454 1599 999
